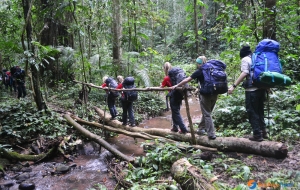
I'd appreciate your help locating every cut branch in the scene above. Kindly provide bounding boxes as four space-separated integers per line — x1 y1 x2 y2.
171 158 215 190
71 115 217 152
64 114 134 162
0 142 58 162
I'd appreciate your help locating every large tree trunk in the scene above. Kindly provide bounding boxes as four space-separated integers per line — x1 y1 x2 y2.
263 0 277 40
193 0 199 55
94 107 288 158
64 114 134 162
112 0 122 75
171 158 215 190
22 0 46 110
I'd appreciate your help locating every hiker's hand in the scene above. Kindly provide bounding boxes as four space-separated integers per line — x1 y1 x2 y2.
228 86 234 94
171 85 178 90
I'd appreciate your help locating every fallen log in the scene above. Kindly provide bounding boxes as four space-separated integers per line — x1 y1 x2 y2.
71 115 217 152
64 114 134 162
0 143 59 162
94 106 288 158
171 158 215 190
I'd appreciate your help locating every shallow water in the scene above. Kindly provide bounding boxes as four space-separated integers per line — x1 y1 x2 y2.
0 97 202 190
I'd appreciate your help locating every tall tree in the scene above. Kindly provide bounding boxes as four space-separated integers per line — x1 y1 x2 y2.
193 0 199 55
22 0 45 110
112 0 122 74
263 0 277 40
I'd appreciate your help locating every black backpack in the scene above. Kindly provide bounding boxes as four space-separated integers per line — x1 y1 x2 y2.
105 77 119 97
14 68 25 83
122 76 138 102
168 67 188 100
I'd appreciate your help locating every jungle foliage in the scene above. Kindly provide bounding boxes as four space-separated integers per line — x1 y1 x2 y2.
0 0 300 189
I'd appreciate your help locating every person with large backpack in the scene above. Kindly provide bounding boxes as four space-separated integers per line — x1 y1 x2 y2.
101 76 119 120
172 56 228 139
163 62 189 134
116 76 138 127
14 66 26 98
228 44 268 142
160 62 182 132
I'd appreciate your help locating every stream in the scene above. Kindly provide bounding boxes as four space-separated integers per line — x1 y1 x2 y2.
0 97 201 190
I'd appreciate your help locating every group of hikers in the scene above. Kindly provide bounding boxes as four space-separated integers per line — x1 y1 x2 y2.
1 66 26 99
101 75 137 127
101 44 271 142
1 40 280 143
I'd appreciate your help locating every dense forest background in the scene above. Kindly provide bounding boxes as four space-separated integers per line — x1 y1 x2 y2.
1 0 300 189
0 0 299 109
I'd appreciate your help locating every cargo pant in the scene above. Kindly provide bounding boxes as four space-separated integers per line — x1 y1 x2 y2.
198 94 218 137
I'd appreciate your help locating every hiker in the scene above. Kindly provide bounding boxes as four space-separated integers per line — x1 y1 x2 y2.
116 76 137 127
10 66 17 93
101 76 119 120
14 66 26 99
117 75 124 87
116 75 124 107
160 62 172 111
160 62 182 132
161 62 189 134
228 45 267 142
171 56 218 140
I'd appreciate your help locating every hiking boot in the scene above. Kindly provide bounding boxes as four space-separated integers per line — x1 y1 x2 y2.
179 128 189 134
129 123 136 127
208 135 216 140
249 135 264 142
122 122 127 126
261 129 268 139
171 128 178 132
110 117 117 120
197 129 206 135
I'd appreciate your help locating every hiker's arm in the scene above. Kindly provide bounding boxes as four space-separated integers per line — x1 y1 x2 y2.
228 72 248 94
171 77 193 89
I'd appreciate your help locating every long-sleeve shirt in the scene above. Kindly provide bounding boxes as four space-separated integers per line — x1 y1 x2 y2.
161 76 172 87
116 83 124 98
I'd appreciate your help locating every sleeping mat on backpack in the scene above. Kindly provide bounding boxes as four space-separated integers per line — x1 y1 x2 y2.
259 72 292 87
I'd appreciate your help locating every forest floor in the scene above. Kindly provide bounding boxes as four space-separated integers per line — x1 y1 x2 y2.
1 93 299 189
211 140 300 188
47 100 300 189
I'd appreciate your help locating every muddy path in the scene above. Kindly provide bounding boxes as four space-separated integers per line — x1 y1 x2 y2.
106 96 202 157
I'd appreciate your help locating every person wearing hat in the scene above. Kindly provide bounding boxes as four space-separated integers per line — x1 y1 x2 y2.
172 56 217 140
228 45 268 142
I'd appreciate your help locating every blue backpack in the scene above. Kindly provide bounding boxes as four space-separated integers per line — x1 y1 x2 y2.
250 39 291 88
122 76 138 102
105 77 119 97
168 67 188 100
200 60 228 95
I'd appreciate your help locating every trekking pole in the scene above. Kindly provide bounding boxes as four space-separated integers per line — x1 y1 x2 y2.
267 90 270 128
265 90 270 138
